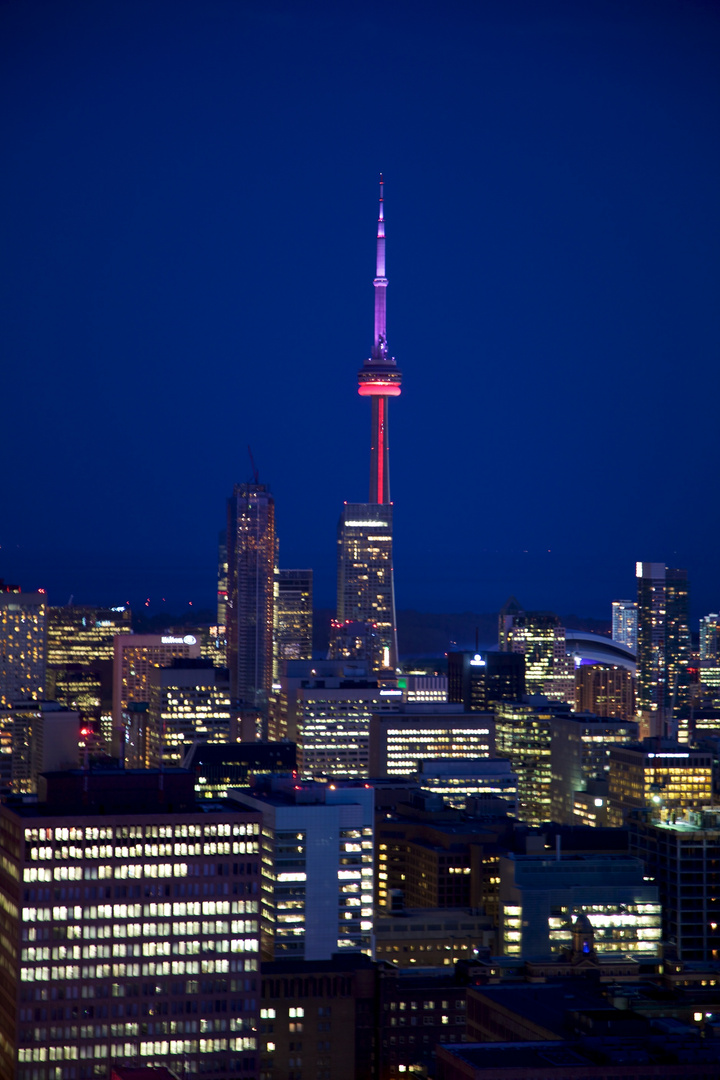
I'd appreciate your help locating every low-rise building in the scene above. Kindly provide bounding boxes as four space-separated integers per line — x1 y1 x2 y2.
499 852 661 958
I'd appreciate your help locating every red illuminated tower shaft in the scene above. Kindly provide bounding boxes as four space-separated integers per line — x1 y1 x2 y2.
358 175 401 503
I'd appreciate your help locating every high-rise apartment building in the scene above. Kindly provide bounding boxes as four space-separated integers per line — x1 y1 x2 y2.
276 569 313 661
574 662 635 721
636 562 691 738
337 178 401 672
226 483 276 739
612 600 638 653
0 768 262 1080
230 776 374 962
0 584 47 708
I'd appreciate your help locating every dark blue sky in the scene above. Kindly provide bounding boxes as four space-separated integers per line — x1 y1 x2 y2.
2 0 719 620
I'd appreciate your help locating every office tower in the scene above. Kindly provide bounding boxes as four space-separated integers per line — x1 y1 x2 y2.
276 568 313 661
337 178 401 672
0 701 79 795
230 776 374 962
47 604 132 665
500 610 574 703
574 662 635 721
368 703 494 777
183 741 297 801
499 853 661 957
328 617 384 671
607 741 713 826
112 633 201 755
700 613 720 660
549 712 638 824
612 599 638 652
401 673 448 703
0 767 262 1080
294 663 397 779
337 505 397 671
47 603 132 728
374 793 503 912
493 699 571 825
636 561 691 738
0 583 47 708
448 651 525 711
146 658 232 768
217 529 228 627
498 595 523 652
417 758 518 812
628 806 720 962
226 483 276 739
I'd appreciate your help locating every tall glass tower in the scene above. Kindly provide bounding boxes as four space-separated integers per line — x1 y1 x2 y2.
337 178 400 670
226 483 276 738
636 561 690 740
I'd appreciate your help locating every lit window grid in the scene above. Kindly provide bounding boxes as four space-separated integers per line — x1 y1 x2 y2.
147 685 232 767
298 696 381 779
11 818 261 1074
384 727 492 777
0 599 47 707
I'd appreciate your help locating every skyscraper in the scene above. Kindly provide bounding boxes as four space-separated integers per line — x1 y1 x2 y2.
611 600 638 653
226 482 276 738
337 177 400 670
276 568 313 661
0 583 47 708
500 609 574 703
635 561 691 739
700 613 720 661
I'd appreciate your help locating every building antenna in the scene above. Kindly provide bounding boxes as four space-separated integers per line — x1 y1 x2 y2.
247 445 259 486
374 172 387 359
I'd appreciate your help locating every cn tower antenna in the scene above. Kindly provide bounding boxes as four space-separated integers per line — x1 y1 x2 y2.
374 173 387 359
357 175 402 505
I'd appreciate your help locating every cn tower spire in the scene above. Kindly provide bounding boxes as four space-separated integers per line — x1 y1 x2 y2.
358 175 402 504
374 174 387 358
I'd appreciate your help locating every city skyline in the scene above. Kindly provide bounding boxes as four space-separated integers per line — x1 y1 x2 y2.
2 1 719 618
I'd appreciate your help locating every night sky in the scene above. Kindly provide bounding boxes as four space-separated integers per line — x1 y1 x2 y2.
2 0 719 621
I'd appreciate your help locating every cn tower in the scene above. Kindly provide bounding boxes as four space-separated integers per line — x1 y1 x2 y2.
358 174 402 504
336 177 400 671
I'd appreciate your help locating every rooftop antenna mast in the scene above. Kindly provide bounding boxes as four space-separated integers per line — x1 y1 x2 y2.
247 445 259 485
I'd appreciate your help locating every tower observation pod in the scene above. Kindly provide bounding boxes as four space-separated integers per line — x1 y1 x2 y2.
358 174 402 505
